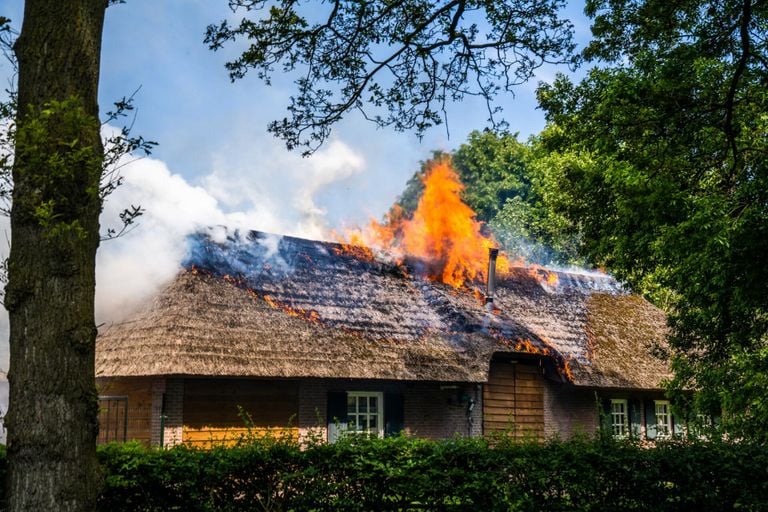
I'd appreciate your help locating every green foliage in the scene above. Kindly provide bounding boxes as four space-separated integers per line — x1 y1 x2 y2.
505 144 589 267
205 1 575 154
0 436 742 511
455 131 585 266
4 92 155 243
536 0 768 437
452 130 531 223
12 98 102 240
0 87 153 252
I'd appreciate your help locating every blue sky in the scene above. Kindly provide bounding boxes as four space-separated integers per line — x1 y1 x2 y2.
2 1 591 230
0 1 592 372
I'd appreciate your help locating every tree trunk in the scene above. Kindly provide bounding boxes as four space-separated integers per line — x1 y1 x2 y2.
5 1 107 510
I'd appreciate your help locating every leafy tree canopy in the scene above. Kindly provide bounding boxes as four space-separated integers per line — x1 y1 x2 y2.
453 129 531 223
537 0 768 437
206 0 575 154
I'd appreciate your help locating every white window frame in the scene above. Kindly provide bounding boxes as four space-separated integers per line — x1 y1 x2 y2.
654 400 673 439
346 391 384 438
610 399 629 438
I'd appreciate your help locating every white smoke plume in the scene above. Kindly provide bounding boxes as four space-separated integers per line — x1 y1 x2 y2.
96 133 365 325
0 129 366 373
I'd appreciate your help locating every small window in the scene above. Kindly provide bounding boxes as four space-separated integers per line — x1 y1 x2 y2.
687 413 713 439
347 391 384 438
611 399 629 438
655 400 672 438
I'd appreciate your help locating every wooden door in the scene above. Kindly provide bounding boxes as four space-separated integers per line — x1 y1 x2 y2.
483 361 544 439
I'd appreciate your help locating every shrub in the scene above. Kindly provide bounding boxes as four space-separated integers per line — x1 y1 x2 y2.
0 436 766 511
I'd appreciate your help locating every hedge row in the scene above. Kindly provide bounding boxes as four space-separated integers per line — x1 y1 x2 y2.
3 436 768 511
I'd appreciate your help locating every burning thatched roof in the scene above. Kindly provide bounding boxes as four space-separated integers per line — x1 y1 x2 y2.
96 230 671 388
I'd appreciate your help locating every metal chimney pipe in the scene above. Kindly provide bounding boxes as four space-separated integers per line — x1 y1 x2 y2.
485 248 499 305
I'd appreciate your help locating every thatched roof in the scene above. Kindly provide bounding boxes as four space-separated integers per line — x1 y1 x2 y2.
96 231 671 388
492 273 670 389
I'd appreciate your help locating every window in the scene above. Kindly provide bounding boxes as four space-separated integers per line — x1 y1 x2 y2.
346 391 384 438
610 399 629 438
327 391 402 442
655 400 672 438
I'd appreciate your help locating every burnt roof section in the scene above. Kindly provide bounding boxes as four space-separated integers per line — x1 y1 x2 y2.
492 271 670 388
96 230 671 388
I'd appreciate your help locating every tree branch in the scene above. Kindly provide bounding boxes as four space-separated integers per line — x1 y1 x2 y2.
724 0 752 175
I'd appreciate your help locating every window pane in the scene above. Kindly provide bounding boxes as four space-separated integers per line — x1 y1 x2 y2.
610 400 628 437
345 392 383 437
655 401 671 437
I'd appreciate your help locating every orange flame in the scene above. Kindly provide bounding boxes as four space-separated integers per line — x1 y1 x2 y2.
527 264 559 288
560 359 574 382
340 157 523 288
513 338 551 356
547 272 559 287
262 294 323 325
332 232 375 262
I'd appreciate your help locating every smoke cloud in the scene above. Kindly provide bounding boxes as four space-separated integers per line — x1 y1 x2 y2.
0 129 367 372
201 135 365 239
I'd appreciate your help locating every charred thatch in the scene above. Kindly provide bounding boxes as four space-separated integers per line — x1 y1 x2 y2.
96 231 670 388
491 269 670 388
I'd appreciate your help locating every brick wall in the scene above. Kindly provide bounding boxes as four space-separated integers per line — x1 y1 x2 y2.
298 379 328 443
181 378 299 447
101 374 635 444
150 377 165 446
163 377 184 447
543 381 599 438
405 383 482 439
103 375 601 446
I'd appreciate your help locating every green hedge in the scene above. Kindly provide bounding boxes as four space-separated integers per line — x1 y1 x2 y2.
1 436 767 511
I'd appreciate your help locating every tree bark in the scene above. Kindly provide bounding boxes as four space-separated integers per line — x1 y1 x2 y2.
5 1 107 510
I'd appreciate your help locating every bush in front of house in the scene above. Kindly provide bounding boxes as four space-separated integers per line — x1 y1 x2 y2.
0 436 766 511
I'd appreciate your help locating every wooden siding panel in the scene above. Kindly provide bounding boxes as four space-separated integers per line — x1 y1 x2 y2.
97 377 153 445
182 379 299 448
182 427 298 447
483 362 545 439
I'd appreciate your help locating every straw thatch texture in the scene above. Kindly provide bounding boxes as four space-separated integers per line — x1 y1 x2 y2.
96 231 670 388
493 272 671 388
97 270 497 381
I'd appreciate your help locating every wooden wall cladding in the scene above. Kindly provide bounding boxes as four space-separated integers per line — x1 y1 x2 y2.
97 377 153 445
182 378 299 447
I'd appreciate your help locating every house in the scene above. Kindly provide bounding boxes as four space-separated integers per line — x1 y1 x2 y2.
95 230 676 447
